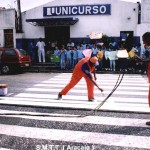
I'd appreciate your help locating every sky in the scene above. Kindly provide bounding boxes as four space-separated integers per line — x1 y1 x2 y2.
0 0 141 12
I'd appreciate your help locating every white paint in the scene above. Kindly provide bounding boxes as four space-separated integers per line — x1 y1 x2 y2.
42 80 149 87
0 124 150 149
0 73 149 113
34 83 148 90
0 109 148 128
25 87 148 96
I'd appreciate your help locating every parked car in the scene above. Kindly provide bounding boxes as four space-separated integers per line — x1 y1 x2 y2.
0 48 31 74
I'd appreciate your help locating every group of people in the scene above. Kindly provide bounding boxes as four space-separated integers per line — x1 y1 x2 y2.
53 40 146 73
28 38 148 75
57 32 150 126
54 43 103 70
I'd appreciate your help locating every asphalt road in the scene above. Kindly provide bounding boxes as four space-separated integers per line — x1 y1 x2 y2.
0 105 150 150
0 72 58 94
0 72 150 150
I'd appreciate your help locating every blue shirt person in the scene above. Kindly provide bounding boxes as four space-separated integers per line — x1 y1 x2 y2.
66 46 72 70
28 39 35 63
59 46 66 70
72 47 78 68
77 46 84 62
54 46 61 67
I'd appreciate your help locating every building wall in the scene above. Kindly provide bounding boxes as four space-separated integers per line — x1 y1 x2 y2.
21 0 139 39
136 0 150 47
0 9 16 29
0 9 16 47
0 29 4 47
141 0 150 23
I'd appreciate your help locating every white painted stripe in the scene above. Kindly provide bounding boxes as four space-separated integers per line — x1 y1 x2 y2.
49 78 147 83
0 124 150 149
49 76 147 81
53 76 147 81
0 99 149 112
34 84 148 90
2 94 148 105
50 73 147 80
13 93 148 102
52 77 148 83
55 73 146 78
5 94 95 101
42 80 148 86
0 95 149 113
25 88 148 95
0 110 148 128
54 74 147 80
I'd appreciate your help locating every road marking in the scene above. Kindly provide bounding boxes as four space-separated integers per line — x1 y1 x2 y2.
0 124 150 149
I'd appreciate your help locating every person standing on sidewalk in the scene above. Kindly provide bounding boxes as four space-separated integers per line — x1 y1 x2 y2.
96 45 104 71
57 56 103 101
59 45 67 70
36 38 46 63
108 45 118 72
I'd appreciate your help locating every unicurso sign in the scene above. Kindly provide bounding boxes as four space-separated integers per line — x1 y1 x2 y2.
43 4 111 16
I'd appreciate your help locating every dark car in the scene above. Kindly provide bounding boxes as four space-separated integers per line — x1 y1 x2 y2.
0 48 31 74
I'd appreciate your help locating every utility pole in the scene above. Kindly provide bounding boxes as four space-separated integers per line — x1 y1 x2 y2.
16 0 22 32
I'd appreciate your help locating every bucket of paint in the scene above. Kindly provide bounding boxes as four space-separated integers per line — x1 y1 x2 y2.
0 84 8 96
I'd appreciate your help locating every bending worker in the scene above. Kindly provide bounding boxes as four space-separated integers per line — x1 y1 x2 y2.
58 56 103 101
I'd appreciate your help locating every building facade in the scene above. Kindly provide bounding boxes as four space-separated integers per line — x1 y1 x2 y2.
137 0 150 45
0 8 16 48
16 0 140 50
0 0 144 50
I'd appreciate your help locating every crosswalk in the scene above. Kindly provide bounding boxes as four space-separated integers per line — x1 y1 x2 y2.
0 73 149 113
0 107 150 149
0 73 150 149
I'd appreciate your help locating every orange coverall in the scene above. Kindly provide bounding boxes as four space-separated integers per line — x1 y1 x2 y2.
60 57 95 99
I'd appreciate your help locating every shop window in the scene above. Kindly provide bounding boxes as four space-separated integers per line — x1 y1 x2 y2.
120 31 134 51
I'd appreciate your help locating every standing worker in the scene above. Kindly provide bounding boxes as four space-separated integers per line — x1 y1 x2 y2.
138 32 150 126
36 37 46 63
57 56 103 101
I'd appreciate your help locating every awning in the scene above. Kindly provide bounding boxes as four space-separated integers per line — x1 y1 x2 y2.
26 17 79 26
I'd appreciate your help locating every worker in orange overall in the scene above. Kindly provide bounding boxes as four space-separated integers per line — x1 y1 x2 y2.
139 32 150 126
58 56 103 101
135 32 150 126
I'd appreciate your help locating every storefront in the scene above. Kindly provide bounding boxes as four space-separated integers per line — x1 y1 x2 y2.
16 0 140 50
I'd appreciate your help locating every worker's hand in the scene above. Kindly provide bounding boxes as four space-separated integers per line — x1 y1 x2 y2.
98 87 103 92
94 76 97 81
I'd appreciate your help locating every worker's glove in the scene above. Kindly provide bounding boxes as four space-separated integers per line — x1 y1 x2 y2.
94 76 97 81
98 87 103 92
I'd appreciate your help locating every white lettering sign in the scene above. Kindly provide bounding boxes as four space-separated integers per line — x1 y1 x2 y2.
44 4 111 16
